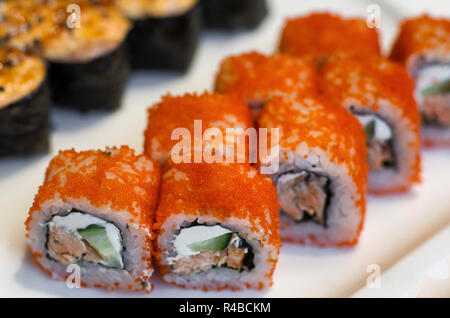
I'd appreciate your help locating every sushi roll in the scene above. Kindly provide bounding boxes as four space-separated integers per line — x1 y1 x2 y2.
201 0 268 30
116 0 201 71
143 92 253 165
318 53 421 194
26 146 160 292
214 52 317 119
257 95 368 246
1 0 131 111
390 15 450 147
0 0 60 53
0 47 50 157
279 12 381 57
153 161 280 290
44 1 131 111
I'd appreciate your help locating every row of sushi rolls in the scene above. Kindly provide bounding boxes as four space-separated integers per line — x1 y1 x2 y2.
0 0 448 292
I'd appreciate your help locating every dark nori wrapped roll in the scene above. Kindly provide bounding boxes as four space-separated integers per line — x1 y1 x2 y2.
117 0 201 71
2 1 132 111
40 2 131 111
201 0 267 30
47 43 129 111
0 48 50 157
1 1 132 112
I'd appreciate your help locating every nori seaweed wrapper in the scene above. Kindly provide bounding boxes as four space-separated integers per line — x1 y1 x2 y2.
0 81 50 157
126 2 202 71
201 0 267 30
47 42 129 111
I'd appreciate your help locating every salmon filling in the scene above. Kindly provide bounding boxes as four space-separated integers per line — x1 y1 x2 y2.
168 224 254 275
46 211 124 269
276 170 331 226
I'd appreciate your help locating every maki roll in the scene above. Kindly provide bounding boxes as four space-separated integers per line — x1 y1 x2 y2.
1 0 131 111
154 161 280 290
26 146 160 292
0 47 50 157
143 92 253 165
318 53 421 194
201 0 268 30
279 12 381 57
215 52 317 119
43 1 131 111
117 0 201 71
390 15 450 147
257 95 368 246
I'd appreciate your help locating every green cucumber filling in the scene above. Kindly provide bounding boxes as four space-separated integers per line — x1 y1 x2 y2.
168 223 254 275
415 64 450 127
46 211 124 269
421 79 450 96
276 170 331 227
353 112 396 170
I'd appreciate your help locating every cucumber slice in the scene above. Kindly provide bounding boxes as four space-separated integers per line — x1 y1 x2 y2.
422 79 450 96
187 233 233 252
364 120 376 141
77 225 123 269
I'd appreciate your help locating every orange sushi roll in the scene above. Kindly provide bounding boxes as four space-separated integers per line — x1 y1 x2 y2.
214 51 317 119
144 92 253 165
26 146 160 292
390 15 450 147
257 94 368 246
318 52 421 194
279 12 381 57
153 162 281 290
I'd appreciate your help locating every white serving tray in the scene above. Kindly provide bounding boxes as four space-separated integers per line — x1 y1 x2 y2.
0 0 449 298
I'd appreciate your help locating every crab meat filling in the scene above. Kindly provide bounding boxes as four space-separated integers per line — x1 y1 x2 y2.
276 170 331 226
168 224 254 275
354 112 395 170
415 63 450 127
46 211 124 269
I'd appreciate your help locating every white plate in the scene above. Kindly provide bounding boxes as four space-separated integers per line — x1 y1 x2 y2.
0 0 449 298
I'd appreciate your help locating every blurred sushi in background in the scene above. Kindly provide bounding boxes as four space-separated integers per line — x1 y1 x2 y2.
390 15 450 147
201 0 268 30
1 0 131 111
143 92 253 165
0 47 50 157
279 12 381 57
43 1 131 111
214 52 317 120
257 95 368 246
117 0 201 71
317 53 421 194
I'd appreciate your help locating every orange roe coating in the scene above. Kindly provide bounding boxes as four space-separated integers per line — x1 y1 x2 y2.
214 51 317 104
143 92 253 165
279 12 381 57
25 146 160 291
318 53 419 115
154 162 280 244
27 146 160 228
153 162 281 289
317 52 422 193
258 94 368 186
257 94 368 246
390 15 450 68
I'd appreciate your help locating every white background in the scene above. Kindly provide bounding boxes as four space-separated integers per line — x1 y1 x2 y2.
0 0 449 297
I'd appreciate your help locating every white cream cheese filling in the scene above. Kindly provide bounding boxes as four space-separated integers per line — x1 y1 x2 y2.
47 212 123 268
167 224 244 265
